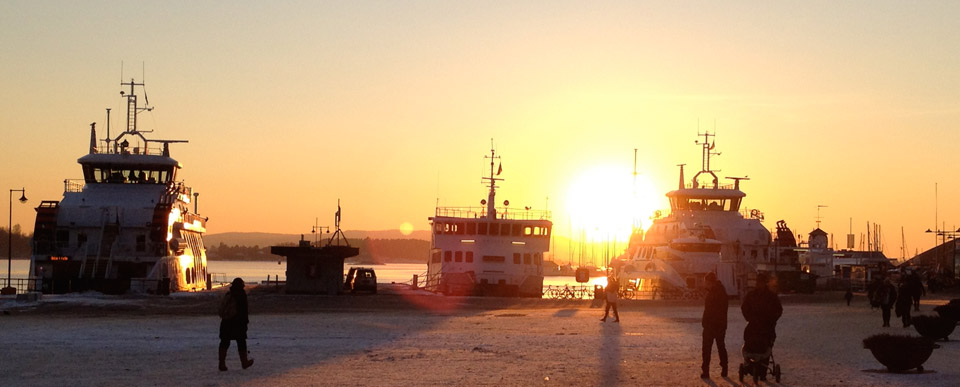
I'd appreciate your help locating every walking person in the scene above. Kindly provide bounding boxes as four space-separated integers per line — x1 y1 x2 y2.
741 273 782 381
909 272 925 312
844 288 853 306
701 272 728 379
873 277 897 327
600 274 620 323
896 279 913 328
219 278 254 371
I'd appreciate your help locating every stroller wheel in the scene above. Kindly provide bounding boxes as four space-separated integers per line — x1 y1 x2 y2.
774 364 781 383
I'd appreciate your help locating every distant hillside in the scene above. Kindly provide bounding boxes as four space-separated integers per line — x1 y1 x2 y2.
205 230 430 247
208 237 429 264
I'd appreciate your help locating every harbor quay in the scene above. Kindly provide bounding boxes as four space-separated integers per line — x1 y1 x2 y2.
1 287 958 386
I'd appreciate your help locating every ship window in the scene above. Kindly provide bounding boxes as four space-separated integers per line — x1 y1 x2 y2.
751 250 758 260
501 224 511 236
535 253 541 266
523 253 531 265
455 251 463 262
513 253 521 264
455 223 465 235
478 222 488 235
465 222 476 234
431 251 441 263
136 235 146 252
466 251 473 262
489 223 500 235
482 255 505 263
511 224 521 236
77 232 87 248
434 222 443 234
444 251 452 262
524 226 532 236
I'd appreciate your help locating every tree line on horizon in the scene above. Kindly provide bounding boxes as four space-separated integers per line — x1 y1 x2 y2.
0 226 31 258
208 237 430 264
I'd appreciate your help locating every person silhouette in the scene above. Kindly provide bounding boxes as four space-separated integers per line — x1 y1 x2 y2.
218 278 254 371
600 274 620 323
701 272 728 378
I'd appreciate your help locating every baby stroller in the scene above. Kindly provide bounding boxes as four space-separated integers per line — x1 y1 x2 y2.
738 337 781 383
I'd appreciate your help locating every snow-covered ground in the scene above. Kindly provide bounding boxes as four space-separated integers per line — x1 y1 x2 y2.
0 290 957 386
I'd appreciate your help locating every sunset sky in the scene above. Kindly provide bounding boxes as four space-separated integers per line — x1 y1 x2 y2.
3 1 960 261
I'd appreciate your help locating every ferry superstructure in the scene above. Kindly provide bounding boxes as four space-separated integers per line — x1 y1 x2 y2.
29 79 208 294
425 146 552 297
619 133 771 296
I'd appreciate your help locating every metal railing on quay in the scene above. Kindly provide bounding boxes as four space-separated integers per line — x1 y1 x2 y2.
0 278 41 295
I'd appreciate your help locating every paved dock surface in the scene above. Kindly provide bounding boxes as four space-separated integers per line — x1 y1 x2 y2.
1 287 957 386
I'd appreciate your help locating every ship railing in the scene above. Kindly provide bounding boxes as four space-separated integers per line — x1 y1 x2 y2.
64 179 85 193
91 143 166 156
434 206 552 221
683 183 735 190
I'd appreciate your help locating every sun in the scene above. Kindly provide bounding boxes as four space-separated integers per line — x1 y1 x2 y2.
564 164 659 243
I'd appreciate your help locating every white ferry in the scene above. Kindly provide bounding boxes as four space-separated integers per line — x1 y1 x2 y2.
618 132 771 297
29 79 208 294
425 146 552 297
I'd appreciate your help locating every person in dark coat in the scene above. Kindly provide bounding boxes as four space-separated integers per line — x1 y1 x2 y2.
874 278 897 327
895 279 913 328
741 273 783 380
701 272 728 379
844 288 853 306
866 276 882 310
909 273 925 312
600 275 620 323
219 278 254 371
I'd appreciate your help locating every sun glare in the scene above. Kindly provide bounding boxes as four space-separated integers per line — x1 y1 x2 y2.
399 222 414 236
565 165 659 243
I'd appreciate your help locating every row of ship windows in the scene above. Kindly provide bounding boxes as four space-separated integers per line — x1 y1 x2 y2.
84 167 175 184
432 251 543 265
434 222 550 237
55 230 148 252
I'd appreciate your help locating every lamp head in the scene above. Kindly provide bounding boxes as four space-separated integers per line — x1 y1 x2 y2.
18 190 27 203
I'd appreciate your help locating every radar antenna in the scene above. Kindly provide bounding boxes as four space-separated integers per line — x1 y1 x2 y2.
692 131 721 188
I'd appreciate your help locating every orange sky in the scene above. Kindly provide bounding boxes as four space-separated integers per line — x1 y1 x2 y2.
3 2 960 261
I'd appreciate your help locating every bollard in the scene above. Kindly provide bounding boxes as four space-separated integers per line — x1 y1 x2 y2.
411 274 419 290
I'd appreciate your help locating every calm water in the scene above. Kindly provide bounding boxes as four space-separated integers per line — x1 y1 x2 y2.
6 259 602 289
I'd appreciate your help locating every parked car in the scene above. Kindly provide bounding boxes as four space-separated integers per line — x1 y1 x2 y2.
345 267 377 294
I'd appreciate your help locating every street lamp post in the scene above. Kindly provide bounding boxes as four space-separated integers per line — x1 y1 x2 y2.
4 188 28 295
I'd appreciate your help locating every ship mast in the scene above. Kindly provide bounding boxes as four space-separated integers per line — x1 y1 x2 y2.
692 131 721 189
482 139 502 219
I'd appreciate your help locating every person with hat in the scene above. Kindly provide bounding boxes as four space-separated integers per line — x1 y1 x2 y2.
218 278 254 371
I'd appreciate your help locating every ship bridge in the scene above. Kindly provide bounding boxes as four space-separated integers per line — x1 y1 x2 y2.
667 184 745 212
78 153 180 185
